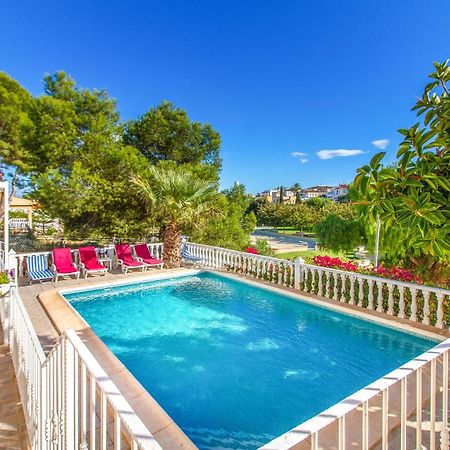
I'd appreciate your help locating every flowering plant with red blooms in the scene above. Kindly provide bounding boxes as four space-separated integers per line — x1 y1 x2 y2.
372 266 423 284
244 247 259 255
311 255 423 284
312 255 358 272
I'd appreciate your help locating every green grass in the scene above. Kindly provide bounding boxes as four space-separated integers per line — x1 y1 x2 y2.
276 249 353 260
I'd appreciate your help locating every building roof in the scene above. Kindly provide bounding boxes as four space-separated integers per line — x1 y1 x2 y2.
9 196 37 208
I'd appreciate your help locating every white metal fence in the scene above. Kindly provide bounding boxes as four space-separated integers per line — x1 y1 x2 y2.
186 242 450 329
0 286 162 450
2 241 450 450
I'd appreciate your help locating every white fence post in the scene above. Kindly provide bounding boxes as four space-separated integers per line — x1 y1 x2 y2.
294 257 304 291
8 248 17 282
64 338 75 449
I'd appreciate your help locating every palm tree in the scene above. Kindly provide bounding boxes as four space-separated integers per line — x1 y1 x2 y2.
132 166 217 268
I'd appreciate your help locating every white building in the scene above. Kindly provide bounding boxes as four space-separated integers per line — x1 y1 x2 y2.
326 184 349 201
299 185 333 200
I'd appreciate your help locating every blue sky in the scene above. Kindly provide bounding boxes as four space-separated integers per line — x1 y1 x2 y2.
1 0 449 193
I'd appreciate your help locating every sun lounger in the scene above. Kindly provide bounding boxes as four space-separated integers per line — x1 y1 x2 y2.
181 244 203 266
78 246 108 278
115 244 146 273
133 244 163 269
52 248 80 281
27 254 54 284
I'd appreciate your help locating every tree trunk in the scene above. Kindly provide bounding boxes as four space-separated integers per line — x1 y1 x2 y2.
163 221 182 268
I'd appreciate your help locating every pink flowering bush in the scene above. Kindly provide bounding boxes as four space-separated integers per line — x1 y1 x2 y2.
372 265 423 284
312 255 358 272
311 255 423 284
244 247 259 255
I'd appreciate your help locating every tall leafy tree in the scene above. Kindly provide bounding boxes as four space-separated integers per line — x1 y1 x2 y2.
354 60 450 281
0 72 34 195
316 214 366 253
124 101 221 180
132 166 217 268
191 182 256 250
24 72 151 237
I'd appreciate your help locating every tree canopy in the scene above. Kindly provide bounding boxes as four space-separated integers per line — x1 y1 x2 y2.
124 101 221 180
353 60 450 281
0 71 258 249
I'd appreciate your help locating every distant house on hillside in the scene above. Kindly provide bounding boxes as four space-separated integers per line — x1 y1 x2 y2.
299 185 333 200
326 184 349 201
258 188 296 204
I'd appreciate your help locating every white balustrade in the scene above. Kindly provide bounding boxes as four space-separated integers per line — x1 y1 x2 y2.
260 338 450 450
1 241 449 450
186 243 295 288
0 286 162 450
186 243 449 329
295 262 450 329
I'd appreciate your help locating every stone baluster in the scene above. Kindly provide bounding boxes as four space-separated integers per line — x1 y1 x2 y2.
387 284 395 316
436 293 445 328
317 268 323 296
325 271 331 298
357 277 364 306
349 275 355 305
398 286 405 319
277 263 283 286
367 281 374 310
310 268 316 293
376 281 384 313
333 272 339 300
410 288 418 322
422 290 430 325
340 273 347 302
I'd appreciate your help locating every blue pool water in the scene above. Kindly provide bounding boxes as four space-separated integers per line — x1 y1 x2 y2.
65 272 435 449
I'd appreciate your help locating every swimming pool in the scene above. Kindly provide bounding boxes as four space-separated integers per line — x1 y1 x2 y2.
65 272 435 449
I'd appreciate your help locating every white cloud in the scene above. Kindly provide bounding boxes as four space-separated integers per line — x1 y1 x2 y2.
291 151 307 157
371 139 389 150
300 158 308 163
316 149 365 160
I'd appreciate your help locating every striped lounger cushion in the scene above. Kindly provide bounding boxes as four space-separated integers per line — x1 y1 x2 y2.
28 255 54 281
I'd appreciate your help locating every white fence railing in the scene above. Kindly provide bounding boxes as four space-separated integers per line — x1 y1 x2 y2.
186 242 450 329
186 242 295 288
2 241 450 450
297 262 450 329
11 243 164 285
10 218 30 230
0 286 163 450
260 338 450 450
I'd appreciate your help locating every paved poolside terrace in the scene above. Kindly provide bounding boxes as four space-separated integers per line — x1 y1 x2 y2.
4 265 450 449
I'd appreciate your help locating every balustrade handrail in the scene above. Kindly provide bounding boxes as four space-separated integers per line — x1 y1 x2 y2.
260 337 450 449
2 285 162 449
301 261 450 295
11 287 46 364
65 329 163 450
187 242 294 265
